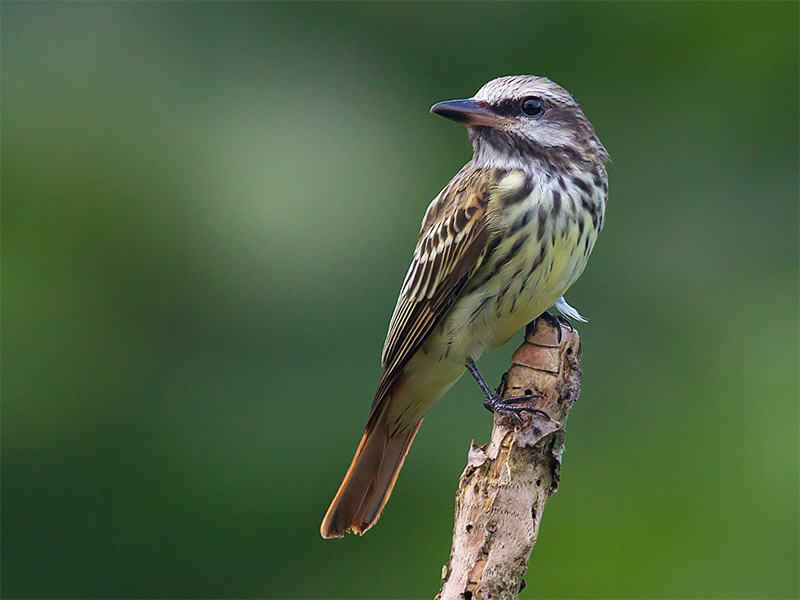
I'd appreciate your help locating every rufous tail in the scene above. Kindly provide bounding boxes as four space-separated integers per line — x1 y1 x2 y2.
321 378 421 538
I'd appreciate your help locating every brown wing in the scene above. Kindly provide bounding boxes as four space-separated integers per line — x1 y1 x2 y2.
371 166 501 409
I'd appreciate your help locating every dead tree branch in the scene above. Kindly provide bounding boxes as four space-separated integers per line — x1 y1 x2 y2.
437 317 583 600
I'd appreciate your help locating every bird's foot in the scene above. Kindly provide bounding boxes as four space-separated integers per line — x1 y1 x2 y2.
483 391 549 426
465 357 551 426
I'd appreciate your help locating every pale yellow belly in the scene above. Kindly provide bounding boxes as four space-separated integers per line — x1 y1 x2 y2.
434 213 595 363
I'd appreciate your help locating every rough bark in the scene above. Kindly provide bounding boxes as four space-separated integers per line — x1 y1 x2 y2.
437 317 583 600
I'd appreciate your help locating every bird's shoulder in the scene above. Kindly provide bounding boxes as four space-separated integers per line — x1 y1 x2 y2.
418 164 534 233
403 165 512 301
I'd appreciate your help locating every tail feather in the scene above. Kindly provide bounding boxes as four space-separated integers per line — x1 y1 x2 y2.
321 380 422 538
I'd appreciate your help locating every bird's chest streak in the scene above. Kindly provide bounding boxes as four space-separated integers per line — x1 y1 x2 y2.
434 181 601 362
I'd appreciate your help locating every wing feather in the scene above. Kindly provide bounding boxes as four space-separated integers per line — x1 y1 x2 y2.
371 166 501 408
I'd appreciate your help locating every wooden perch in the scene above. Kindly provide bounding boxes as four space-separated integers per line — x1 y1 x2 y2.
437 316 583 600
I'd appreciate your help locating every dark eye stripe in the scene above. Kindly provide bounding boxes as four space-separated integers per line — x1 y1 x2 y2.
491 98 522 117
490 97 549 117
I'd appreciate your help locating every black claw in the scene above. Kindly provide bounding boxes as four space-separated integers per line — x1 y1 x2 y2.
537 310 557 325
557 314 574 331
483 392 550 425
536 310 572 341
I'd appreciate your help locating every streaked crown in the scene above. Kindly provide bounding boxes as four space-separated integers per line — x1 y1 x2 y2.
473 75 575 108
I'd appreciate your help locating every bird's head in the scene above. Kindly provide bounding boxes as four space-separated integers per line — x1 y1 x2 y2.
431 75 608 171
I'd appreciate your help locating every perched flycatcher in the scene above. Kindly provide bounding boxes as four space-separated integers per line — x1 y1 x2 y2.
321 75 608 538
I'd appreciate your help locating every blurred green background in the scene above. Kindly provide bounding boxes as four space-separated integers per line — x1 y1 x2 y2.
2 2 798 598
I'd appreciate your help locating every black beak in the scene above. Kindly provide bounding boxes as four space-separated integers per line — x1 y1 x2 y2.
430 98 499 127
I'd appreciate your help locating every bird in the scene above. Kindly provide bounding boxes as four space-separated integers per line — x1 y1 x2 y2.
321 75 608 538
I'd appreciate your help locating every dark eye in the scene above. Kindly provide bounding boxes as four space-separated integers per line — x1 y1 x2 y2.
521 97 543 116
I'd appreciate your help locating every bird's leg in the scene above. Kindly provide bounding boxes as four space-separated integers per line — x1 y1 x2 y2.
464 357 550 425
